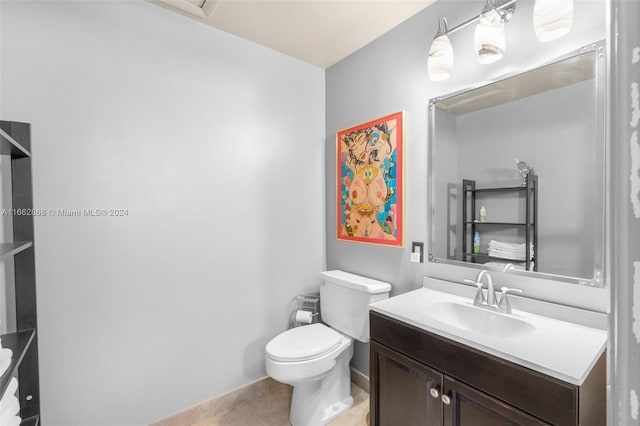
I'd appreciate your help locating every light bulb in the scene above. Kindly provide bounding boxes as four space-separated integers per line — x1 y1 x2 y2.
428 35 454 81
428 17 454 82
474 7 506 64
533 0 573 42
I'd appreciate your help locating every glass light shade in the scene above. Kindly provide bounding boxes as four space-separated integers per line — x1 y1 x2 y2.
428 34 454 82
533 0 574 42
474 8 506 64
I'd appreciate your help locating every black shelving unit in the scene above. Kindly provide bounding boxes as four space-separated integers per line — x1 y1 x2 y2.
462 174 537 271
0 121 40 425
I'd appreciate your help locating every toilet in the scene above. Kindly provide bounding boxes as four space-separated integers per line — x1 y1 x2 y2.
265 270 391 426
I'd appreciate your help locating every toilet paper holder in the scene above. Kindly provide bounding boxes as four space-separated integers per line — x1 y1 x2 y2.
290 294 320 327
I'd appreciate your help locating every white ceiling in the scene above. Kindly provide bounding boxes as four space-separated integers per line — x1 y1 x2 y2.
151 0 436 68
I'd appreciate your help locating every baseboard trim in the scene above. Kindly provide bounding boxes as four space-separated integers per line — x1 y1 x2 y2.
350 367 370 394
149 376 289 426
151 368 370 426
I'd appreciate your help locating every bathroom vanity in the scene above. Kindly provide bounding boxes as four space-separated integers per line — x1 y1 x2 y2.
368 283 607 426
369 38 611 426
396 39 609 426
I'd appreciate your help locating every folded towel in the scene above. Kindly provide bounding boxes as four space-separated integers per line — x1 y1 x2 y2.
488 240 534 251
488 248 532 255
488 240 534 260
5 415 21 426
0 348 13 377
1 378 18 402
0 395 19 418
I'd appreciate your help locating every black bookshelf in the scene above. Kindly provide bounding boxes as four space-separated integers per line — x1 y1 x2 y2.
462 175 538 271
0 121 40 423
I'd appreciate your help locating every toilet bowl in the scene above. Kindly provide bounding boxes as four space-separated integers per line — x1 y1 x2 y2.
266 323 353 425
265 270 391 426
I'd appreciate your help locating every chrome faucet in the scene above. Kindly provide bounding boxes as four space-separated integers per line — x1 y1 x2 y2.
497 287 523 314
465 270 523 314
476 270 496 306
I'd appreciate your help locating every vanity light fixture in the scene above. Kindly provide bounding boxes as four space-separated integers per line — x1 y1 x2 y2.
533 0 574 42
428 17 454 82
474 0 515 64
428 0 515 82
429 0 573 81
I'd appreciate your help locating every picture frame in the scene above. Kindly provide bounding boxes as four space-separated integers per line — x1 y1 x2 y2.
336 111 404 247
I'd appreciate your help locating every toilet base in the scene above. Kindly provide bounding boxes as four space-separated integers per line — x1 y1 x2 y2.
289 344 354 426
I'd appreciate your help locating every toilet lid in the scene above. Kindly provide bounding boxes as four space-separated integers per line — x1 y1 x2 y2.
266 323 343 362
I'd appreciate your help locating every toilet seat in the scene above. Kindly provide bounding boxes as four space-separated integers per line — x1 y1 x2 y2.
266 323 343 362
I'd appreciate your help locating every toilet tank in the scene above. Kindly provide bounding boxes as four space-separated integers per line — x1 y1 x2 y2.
319 270 391 343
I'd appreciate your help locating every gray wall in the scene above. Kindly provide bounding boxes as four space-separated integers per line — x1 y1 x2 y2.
1 2 325 425
325 0 608 375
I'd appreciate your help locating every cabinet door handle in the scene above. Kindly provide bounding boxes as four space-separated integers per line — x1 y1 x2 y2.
441 394 452 405
429 388 440 398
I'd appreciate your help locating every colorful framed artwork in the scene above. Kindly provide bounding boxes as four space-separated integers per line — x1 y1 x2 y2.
336 111 404 247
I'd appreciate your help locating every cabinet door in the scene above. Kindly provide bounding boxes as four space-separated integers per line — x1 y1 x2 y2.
371 341 442 426
442 376 550 426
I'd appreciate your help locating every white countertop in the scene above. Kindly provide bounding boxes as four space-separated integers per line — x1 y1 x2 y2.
369 287 607 386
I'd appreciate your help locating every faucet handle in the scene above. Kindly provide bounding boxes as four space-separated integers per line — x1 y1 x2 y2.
464 279 486 306
498 287 523 314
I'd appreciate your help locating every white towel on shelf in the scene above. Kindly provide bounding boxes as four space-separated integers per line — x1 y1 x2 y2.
487 250 530 261
488 240 525 247
5 415 21 426
1 378 18 402
488 240 534 261
0 348 13 377
0 394 19 419
488 240 534 251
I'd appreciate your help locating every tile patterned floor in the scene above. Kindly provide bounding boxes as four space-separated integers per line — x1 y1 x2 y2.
193 383 369 426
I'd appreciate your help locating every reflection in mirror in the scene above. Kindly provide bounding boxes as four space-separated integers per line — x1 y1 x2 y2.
428 41 606 287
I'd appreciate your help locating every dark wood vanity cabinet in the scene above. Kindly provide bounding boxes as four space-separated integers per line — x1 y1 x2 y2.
371 340 442 425
441 375 548 425
370 311 606 426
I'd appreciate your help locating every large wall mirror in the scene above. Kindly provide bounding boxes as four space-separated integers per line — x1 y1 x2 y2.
428 41 606 287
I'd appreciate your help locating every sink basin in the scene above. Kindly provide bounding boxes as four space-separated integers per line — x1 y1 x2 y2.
369 285 607 385
421 302 536 338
